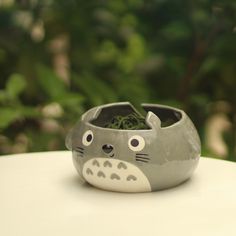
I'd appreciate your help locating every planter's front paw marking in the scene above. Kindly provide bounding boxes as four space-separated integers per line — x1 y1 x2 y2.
86 168 93 175
103 160 112 168
92 160 100 167
97 171 106 178
117 162 127 169
127 175 137 181
82 158 151 192
110 173 120 180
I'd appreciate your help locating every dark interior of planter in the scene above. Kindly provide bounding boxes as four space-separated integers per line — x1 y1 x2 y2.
90 104 182 128
141 105 182 127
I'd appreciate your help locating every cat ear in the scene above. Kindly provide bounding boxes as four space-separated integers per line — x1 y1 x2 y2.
81 107 101 122
65 128 73 150
145 111 161 129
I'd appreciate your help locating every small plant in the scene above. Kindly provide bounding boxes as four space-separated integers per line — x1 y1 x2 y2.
105 113 149 130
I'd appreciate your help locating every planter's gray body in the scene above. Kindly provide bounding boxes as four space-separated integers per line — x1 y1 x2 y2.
66 102 201 192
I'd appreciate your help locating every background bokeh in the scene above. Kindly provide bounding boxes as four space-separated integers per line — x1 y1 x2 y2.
0 0 236 161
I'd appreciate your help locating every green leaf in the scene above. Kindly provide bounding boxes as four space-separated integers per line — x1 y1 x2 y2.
0 90 7 103
18 106 41 118
36 64 67 100
118 34 146 73
198 57 219 74
0 108 21 129
55 92 84 107
6 74 26 99
94 40 118 64
161 22 191 41
72 73 118 106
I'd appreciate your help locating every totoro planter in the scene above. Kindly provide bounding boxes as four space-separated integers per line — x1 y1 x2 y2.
66 102 201 193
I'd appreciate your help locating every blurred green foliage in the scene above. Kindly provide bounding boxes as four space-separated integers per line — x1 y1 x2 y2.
0 0 236 160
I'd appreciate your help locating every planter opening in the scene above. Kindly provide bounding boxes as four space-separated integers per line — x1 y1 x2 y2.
90 103 182 129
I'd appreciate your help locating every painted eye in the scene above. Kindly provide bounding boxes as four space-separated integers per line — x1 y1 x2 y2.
82 130 94 146
128 135 145 152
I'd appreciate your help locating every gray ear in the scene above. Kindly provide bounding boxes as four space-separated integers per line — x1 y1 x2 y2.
145 111 161 129
65 128 73 150
81 107 101 122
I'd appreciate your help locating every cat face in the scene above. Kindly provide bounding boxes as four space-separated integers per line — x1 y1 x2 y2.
70 122 160 192
66 102 200 192
72 124 157 164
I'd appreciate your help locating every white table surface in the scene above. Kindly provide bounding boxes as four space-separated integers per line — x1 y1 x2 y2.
0 151 236 236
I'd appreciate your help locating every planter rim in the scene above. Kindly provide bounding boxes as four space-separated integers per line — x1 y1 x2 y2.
81 102 187 132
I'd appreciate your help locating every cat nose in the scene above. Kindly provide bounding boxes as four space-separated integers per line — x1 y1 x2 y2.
102 144 113 154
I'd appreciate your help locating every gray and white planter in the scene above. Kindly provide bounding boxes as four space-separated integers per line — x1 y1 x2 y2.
66 102 201 193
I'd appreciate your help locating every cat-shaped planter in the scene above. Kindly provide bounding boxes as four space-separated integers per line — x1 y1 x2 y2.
66 102 201 192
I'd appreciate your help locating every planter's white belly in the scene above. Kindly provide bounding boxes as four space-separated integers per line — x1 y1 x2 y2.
82 158 151 192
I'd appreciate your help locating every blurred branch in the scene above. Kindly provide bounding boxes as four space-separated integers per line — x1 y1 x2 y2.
48 34 70 85
177 14 225 104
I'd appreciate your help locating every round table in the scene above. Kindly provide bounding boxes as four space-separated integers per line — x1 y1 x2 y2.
0 151 236 236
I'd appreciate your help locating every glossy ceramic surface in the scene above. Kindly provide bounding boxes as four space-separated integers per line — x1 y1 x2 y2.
66 102 201 192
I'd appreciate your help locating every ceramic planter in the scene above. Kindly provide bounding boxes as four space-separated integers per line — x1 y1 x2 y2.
66 102 201 193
